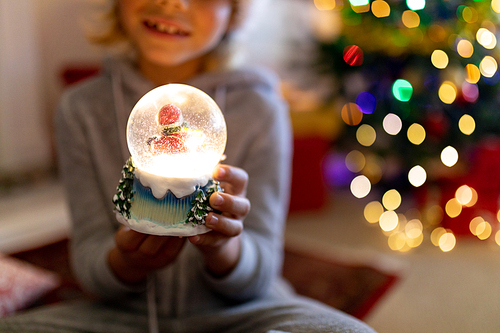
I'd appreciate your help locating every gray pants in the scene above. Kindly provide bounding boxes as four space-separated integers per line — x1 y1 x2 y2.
0 296 376 333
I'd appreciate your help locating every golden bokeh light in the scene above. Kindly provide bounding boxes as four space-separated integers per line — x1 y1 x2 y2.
382 189 402 211
345 150 366 173
314 0 336 11
402 10 420 28
406 232 424 248
480 56 498 78
350 175 371 198
363 154 384 184
439 232 456 252
476 220 492 240
469 216 484 236
458 114 475 135
431 50 449 69
405 219 423 239
407 123 426 145
379 210 399 232
388 232 406 251
438 81 457 104
456 39 474 58
441 146 459 167
455 185 473 205
493 0 500 13
477 28 496 49
445 198 462 218
371 0 390 18
408 165 427 187
465 64 481 84
428 24 446 43
356 124 377 147
364 201 385 223
461 6 478 24
464 187 478 207
495 230 500 246
431 227 447 246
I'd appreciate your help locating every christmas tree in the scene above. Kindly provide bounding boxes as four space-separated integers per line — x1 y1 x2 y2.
311 0 500 251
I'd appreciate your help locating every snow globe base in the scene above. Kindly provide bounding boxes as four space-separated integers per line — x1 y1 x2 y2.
113 159 221 237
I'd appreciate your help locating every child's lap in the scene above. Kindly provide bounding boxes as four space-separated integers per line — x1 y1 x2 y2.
0 296 375 333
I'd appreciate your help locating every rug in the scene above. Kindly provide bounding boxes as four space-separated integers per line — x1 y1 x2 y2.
9 239 398 319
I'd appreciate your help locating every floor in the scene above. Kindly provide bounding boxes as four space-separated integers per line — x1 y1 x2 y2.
1 181 500 332
286 190 500 333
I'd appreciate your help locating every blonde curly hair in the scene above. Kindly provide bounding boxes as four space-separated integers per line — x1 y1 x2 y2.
86 0 252 69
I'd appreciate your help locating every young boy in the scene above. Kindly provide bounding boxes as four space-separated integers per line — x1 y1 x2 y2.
0 1 376 332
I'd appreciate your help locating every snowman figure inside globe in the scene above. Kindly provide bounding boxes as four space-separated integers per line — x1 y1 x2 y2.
113 84 227 237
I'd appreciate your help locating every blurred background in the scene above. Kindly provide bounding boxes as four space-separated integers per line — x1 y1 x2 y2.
1 0 500 332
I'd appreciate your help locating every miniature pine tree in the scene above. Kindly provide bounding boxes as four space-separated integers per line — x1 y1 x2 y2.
113 158 135 219
186 181 222 225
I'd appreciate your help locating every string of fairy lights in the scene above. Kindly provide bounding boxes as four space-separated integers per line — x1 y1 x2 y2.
311 0 500 252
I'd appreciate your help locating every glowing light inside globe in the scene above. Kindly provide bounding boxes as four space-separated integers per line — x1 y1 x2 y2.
126 84 227 179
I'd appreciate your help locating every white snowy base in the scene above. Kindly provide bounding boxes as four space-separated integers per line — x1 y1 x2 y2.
116 212 211 237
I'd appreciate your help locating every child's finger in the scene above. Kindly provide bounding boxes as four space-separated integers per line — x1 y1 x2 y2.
205 213 243 237
210 192 250 217
214 165 248 196
115 226 148 252
137 235 171 257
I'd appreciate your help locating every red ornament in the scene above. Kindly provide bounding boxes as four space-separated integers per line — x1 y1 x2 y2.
343 45 364 66
158 104 182 125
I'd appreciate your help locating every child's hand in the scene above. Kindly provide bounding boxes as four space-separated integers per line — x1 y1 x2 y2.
188 165 250 277
108 227 186 285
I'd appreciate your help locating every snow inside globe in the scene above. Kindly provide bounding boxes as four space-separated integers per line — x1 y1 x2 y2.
113 84 227 236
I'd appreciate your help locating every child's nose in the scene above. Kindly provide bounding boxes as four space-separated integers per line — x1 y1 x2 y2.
155 0 188 10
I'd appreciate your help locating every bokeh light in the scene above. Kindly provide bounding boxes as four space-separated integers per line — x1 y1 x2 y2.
455 185 473 205
314 0 336 11
428 24 446 43
441 146 459 167
458 114 475 135
364 201 385 223
392 79 413 102
349 0 369 6
456 39 474 58
406 0 425 11
465 64 481 84
382 189 402 211
438 81 457 104
351 175 371 198
371 0 390 18
343 45 364 66
405 219 423 239
462 82 479 103
477 28 496 49
458 5 478 24
445 198 462 218
383 113 402 135
476 220 492 240
345 150 366 172
439 231 456 252
388 232 407 251
356 92 377 114
480 56 498 78
464 187 478 207
408 165 427 187
341 103 364 126
407 123 426 145
402 10 420 28
431 50 449 69
431 227 447 246
469 216 484 236
493 0 500 13
356 124 377 146
380 210 399 232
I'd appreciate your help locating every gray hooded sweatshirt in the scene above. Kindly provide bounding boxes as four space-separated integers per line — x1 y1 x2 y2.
55 57 293 317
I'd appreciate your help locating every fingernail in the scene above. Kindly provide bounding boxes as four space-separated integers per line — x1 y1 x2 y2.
206 214 218 227
212 193 223 207
215 166 226 179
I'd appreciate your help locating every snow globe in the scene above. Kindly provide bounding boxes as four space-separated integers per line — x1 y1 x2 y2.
113 84 226 236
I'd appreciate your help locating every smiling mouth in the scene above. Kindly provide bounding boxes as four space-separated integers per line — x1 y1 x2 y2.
144 20 189 36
